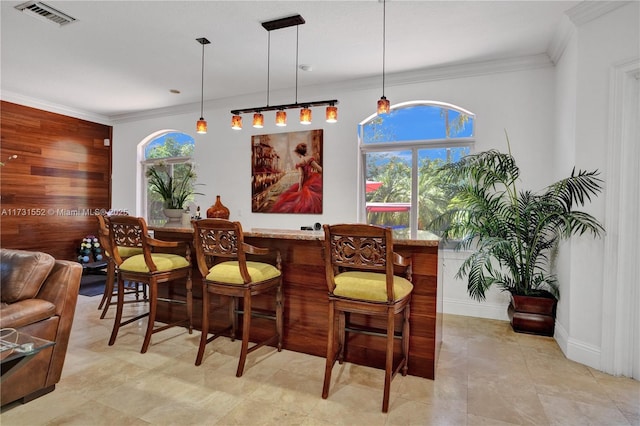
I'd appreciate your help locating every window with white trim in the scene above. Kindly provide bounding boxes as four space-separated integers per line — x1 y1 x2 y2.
358 101 475 239
140 131 195 225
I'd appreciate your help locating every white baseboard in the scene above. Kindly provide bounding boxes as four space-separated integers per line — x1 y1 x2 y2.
443 298 510 321
554 322 601 370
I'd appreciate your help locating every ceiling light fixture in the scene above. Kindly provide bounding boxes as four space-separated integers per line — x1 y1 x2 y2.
230 14 338 130
276 110 287 127
196 37 210 134
377 0 390 115
326 103 338 123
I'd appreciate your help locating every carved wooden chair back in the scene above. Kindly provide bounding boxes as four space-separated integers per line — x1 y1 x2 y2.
105 214 192 353
191 219 252 282
321 223 413 413
95 214 147 319
323 223 400 303
191 218 283 377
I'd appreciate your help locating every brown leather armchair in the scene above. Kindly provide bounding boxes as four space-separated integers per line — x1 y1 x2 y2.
0 248 82 406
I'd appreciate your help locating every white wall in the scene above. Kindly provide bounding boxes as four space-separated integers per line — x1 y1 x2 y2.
113 64 557 225
112 59 556 323
554 2 640 371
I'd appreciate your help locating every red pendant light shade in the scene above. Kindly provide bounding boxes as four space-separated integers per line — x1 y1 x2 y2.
231 115 242 130
276 110 287 126
326 104 338 123
377 96 390 115
196 118 208 134
253 112 264 128
300 107 312 125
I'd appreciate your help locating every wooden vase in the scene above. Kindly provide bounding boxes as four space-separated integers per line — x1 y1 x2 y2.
206 195 230 219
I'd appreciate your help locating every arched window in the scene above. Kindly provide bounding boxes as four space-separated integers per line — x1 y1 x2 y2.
139 130 195 225
358 101 475 239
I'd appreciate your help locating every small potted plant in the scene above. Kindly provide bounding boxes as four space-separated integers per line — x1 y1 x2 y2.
146 163 202 225
432 135 605 335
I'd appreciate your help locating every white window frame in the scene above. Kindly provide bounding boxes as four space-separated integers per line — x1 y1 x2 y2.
137 129 196 223
140 156 194 223
357 100 476 239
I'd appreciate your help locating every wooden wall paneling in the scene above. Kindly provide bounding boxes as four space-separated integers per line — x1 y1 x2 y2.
0 101 112 260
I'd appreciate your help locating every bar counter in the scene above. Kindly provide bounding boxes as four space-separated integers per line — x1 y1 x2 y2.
150 225 442 379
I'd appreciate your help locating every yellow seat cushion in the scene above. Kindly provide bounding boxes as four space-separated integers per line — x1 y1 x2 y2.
206 261 281 285
117 247 143 258
120 253 189 273
334 271 413 302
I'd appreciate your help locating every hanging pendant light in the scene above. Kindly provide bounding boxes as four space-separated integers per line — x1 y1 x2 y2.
229 15 338 128
253 112 264 128
276 110 287 126
325 103 338 123
231 115 243 130
196 37 210 134
300 106 312 125
377 0 390 115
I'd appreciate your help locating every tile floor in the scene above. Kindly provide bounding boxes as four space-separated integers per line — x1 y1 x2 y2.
1 294 638 425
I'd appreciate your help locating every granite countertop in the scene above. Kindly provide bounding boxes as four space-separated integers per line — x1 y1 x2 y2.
246 228 439 247
245 228 325 241
150 225 193 233
150 225 439 247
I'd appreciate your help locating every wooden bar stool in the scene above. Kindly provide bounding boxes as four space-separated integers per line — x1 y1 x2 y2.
107 215 192 353
192 219 283 377
321 223 413 413
95 214 146 319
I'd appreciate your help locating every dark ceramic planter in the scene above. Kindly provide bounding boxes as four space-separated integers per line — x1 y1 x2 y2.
508 291 557 336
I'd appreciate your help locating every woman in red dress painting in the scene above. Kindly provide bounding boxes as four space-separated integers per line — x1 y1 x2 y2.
270 143 323 213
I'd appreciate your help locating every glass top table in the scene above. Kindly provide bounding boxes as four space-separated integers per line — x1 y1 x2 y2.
1 329 55 382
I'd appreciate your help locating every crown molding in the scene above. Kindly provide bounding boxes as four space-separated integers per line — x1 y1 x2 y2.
566 0 630 26
3 53 553 125
547 1 632 66
110 53 553 124
385 54 553 86
547 15 576 65
1 90 112 125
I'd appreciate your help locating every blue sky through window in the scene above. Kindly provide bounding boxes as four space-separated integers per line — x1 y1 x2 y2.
361 104 474 165
144 132 194 159
361 105 474 145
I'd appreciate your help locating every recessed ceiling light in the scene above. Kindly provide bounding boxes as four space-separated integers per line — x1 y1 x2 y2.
169 89 180 94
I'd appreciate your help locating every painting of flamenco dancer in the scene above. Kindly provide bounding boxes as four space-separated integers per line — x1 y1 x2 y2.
251 129 323 214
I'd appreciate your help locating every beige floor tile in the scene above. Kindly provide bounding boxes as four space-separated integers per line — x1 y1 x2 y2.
467 413 521 425
47 400 151 426
538 393 632 426
1 295 637 426
468 378 549 425
215 399 309 425
248 369 324 414
388 397 468 425
308 386 389 425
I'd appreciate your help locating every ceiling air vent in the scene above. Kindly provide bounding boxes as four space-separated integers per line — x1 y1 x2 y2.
15 1 77 26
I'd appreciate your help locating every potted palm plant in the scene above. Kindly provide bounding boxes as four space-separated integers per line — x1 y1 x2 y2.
432 137 604 335
146 163 202 225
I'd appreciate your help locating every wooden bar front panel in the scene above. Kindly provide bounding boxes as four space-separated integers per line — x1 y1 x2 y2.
152 228 441 379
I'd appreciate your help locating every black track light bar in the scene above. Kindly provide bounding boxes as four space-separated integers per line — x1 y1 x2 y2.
261 14 305 31
231 100 338 116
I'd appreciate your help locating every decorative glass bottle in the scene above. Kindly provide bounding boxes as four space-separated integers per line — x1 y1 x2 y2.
206 195 230 219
